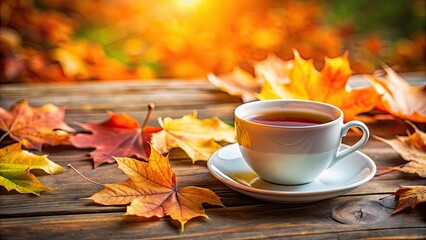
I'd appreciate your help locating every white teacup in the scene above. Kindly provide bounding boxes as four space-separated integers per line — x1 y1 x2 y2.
234 100 369 185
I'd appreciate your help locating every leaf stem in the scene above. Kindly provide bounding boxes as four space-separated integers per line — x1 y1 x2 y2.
0 131 10 143
0 104 24 143
67 164 103 186
141 103 155 129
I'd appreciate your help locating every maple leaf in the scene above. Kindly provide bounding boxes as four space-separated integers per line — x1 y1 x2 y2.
70 107 161 168
392 186 426 214
210 50 379 121
208 68 260 102
151 113 235 163
0 142 64 195
258 50 380 121
366 67 426 122
374 122 426 177
0 99 74 151
208 55 291 102
88 145 223 231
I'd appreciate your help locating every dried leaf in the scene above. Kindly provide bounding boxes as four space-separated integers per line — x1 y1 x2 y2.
151 113 235 163
210 50 379 121
366 67 426 122
0 99 74 151
89 146 223 231
70 112 161 168
392 186 426 213
0 142 64 195
374 122 426 177
208 68 260 102
258 50 379 121
208 55 292 102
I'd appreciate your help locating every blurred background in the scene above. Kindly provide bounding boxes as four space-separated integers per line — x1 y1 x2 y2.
1 0 425 83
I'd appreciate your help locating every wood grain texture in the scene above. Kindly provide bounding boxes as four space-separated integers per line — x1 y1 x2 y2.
1 196 425 239
1 79 425 239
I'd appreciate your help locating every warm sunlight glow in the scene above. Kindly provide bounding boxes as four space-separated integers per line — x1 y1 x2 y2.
177 0 201 9
1 0 424 83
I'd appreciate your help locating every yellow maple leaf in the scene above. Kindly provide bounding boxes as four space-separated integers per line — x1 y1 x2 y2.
0 142 64 195
258 49 379 121
151 113 235 163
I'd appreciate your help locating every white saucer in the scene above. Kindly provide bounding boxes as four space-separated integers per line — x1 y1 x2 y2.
207 143 376 203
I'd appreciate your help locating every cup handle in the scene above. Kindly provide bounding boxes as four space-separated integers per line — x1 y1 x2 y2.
328 120 369 168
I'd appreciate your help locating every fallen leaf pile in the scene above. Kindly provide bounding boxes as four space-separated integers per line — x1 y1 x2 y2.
0 142 64 195
88 145 223 231
0 99 75 150
0 100 230 231
151 113 236 163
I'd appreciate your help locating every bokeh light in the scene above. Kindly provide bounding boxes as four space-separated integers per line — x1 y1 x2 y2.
1 0 424 83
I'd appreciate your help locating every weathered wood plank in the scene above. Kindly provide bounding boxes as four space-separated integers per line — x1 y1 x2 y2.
1 195 425 240
1 79 425 239
1 142 424 217
0 92 242 111
62 103 240 124
0 80 242 110
1 133 423 217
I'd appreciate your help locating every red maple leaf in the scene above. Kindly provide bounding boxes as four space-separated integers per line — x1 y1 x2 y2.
70 105 161 168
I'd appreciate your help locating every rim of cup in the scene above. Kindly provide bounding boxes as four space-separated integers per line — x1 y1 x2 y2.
234 99 343 129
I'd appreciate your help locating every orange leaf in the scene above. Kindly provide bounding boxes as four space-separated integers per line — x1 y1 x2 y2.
258 50 379 121
374 122 426 177
0 99 74 151
366 67 426 122
88 145 223 231
212 50 379 121
392 186 426 214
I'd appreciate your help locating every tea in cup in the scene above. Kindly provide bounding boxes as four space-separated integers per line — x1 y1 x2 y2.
234 100 369 185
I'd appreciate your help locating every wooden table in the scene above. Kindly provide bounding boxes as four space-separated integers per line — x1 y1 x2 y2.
1 79 425 239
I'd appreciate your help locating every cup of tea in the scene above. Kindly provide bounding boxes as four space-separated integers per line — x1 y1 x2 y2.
234 100 369 185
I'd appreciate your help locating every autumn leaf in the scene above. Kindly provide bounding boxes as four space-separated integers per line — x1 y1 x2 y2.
88 145 223 231
0 99 74 151
208 55 291 102
392 186 426 214
70 106 161 168
151 113 235 163
0 142 64 195
254 54 293 85
210 50 379 121
257 50 380 121
366 66 426 122
208 68 260 102
374 122 426 177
